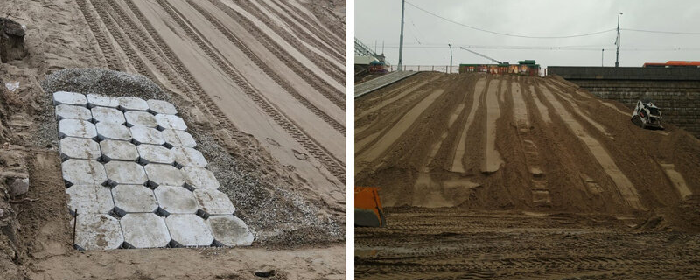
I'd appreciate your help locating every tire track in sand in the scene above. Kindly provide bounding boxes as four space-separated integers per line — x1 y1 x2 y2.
75 0 124 70
538 83 643 210
514 81 550 206
482 79 504 174
155 0 345 181
450 77 487 174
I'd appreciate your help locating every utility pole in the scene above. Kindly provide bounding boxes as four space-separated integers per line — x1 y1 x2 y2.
449 43 452 74
398 0 405 71
602 49 604 67
615 13 622 68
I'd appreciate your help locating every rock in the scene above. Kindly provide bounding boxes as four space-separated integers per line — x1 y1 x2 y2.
0 18 27 62
254 267 276 278
9 177 29 196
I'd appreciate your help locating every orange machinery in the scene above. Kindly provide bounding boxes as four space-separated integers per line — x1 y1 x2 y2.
354 187 386 227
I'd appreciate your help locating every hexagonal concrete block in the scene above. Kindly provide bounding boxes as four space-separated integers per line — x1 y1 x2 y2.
87 94 119 108
162 129 196 148
172 147 207 168
65 185 114 215
193 188 234 216
144 164 185 187
72 214 123 251
55 104 92 121
136 144 175 165
165 214 213 247
125 111 157 127
207 215 254 246
130 126 164 146
117 97 149 111
96 123 131 141
156 114 187 131
104 161 147 186
182 167 220 189
154 186 199 215
100 140 139 162
112 185 158 214
59 137 101 161
147 99 178 115
120 213 171 249
53 91 87 106
62 160 107 186
58 119 97 139
91 106 125 124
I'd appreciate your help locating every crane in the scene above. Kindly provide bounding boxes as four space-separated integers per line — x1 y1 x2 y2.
459 47 503 64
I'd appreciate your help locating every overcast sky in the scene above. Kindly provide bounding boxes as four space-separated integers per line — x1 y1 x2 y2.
355 0 700 68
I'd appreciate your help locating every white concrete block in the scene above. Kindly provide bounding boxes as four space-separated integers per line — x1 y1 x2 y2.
117 97 149 111
182 167 220 189
130 126 164 146
147 99 178 115
154 186 199 215
55 104 92 121
162 129 196 148
104 161 147 186
193 188 234 216
165 214 213 247
112 185 158 214
87 94 119 108
136 144 175 165
65 185 114 215
58 119 97 139
62 160 107 186
96 123 131 141
145 164 185 187
125 111 157 127
172 147 207 168
156 114 187 131
91 107 125 124
207 215 254 246
53 91 87 106
72 214 123 251
59 137 101 160
120 213 171 249
100 140 139 161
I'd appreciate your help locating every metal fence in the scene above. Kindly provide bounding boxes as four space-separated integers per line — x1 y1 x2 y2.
388 65 459 74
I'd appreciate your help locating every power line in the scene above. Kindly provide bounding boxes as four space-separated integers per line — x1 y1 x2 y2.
621 28 700 35
380 45 700 51
404 0 616 39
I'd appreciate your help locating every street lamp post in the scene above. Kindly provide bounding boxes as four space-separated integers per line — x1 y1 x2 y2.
449 43 452 74
398 0 405 71
602 49 604 67
615 12 623 68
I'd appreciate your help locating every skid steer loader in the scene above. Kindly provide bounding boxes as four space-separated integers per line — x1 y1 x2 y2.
631 100 663 129
354 187 386 227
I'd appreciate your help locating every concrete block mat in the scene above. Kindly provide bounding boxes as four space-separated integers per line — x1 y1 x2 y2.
72 214 123 251
120 213 171 249
147 99 178 115
100 139 139 162
145 164 185 187
130 126 164 146
55 104 92 121
162 129 196 148
156 114 187 131
53 91 87 106
117 97 149 111
165 214 214 247
125 111 157 127
137 144 175 165
112 185 159 214
104 161 148 186
207 215 254 246
172 147 207 168
62 160 107 186
96 123 131 141
87 94 119 108
182 167 220 189
59 137 101 161
91 106 125 124
65 185 114 215
154 186 199 215
194 188 235 216
58 119 97 139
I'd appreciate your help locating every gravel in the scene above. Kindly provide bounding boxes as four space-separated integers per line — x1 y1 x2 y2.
40 68 343 246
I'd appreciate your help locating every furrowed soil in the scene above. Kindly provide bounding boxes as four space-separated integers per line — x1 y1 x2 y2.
0 0 345 278
355 72 700 279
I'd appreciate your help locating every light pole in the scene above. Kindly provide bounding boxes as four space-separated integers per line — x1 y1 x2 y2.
398 0 405 71
449 43 452 74
602 49 604 67
615 12 622 68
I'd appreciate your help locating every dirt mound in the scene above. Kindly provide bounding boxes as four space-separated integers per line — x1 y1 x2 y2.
355 73 700 217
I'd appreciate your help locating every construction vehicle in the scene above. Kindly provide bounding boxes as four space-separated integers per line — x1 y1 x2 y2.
354 187 386 227
632 100 663 129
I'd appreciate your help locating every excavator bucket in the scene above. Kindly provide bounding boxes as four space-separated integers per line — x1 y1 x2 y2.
354 187 386 227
